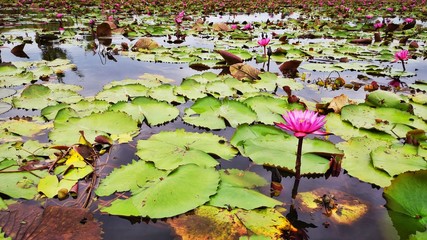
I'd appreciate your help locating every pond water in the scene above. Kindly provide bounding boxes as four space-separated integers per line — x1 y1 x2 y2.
1 7 426 240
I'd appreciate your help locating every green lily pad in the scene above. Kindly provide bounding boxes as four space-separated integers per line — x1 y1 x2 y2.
183 96 257 129
12 84 82 110
366 90 412 111
0 72 34 87
147 84 185 103
41 99 111 120
0 167 48 199
136 129 237 170
372 144 427 176
243 95 304 125
100 164 220 218
96 161 167 197
337 137 393 187
109 96 179 126
0 119 52 137
384 170 427 239
174 78 207 100
95 84 149 103
49 110 139 145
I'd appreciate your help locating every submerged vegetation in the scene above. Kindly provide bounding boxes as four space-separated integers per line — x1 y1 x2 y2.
0 0 427 239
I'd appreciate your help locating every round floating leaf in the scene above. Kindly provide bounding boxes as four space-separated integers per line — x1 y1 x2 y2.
219 169 268 188
0 72 34 87
109 96 179 126
337 137 393 187
0 119 52 137
230 124 286 155
243 95 304 125
372 144 427 176
241 134 341 174
174 78 207 100
96 161 168 197
49 111 139 145
209 183 281 210
147 84 185 104
384 170 427 239
12 84 82 110
101 164 220 218
0 167 48 199
183 96 257 130
41 99 111 120
325 113 395 141
0 102 12 115
366 90 412 111
341 105 427 135
95 84 149 103
136 129 237 170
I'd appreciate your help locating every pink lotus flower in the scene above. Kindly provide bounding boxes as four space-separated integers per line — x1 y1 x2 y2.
275 110 327 138
231 24 238 30
177 11 185 18
242 23 252 30
366 15 373 19
257 37 270 47
394 49 409 61
374 22 383 29
56 13 63 19
404 18 414 23
394 49 409 71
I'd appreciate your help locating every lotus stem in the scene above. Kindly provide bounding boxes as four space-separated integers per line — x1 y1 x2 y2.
401 60 406 71
295 137 303 180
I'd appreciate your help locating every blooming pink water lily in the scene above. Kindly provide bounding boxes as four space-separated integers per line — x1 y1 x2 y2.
56 13 63 19
242 23 252 30
275 110 327 138
374 22 383 29
404 18 414 23
257 37 270 47
394 49 409 61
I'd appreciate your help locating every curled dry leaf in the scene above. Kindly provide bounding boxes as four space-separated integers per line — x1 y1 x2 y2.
229 63 261 81
96 22 114 37
349 38 372 44
328 94 355 113
279 60 302 76
132 37 160 51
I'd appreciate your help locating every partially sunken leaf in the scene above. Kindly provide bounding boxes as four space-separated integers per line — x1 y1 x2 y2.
337 137 393 187
96 161 167 197
183 96 257 130
100 164 220 218
372 144 427 176
49 111 139 145
296 187 368 225
384 170 427 239
136 129 237 170
0 167 48 199
0 119 52 137
168 206 248 240
219 169 268 188
234 208 292 239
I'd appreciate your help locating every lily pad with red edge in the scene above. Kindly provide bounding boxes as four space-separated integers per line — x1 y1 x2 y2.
384 170 427 240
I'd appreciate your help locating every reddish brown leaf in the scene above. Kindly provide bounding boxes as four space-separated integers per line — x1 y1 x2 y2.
215 50 243 65
96 22 113 38
349 38 372 44
11 43 29 59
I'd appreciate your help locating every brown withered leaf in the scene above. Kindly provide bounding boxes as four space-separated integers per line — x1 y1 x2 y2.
11 43 29 59
215 50 243 65
229 63 261 81
96 22 113 38
349 38 372 44
279 60 302 76
0 204 101 240
386 23 400 32
212 22 230 32
402 20 416 30
168 206 247 240
189 62 211 71
132 37 160 51
328 94 355 113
